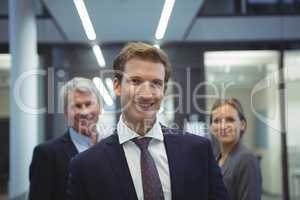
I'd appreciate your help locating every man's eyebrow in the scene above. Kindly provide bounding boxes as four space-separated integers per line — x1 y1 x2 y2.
125 76 164 82
127 76 142 79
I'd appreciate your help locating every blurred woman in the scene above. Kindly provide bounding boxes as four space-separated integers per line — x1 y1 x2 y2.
210 98 262 200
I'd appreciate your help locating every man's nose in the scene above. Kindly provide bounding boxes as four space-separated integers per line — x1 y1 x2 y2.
79 106 90 117
137 82 153 98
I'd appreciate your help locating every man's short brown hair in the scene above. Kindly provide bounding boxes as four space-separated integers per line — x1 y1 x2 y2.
113 42 171 84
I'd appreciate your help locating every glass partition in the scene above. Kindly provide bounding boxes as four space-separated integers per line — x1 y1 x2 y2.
204 50 283 200
284 50 300 200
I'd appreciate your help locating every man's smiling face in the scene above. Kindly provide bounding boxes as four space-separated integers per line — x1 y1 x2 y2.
113 58 165 131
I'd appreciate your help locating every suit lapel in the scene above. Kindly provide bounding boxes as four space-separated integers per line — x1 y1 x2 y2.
104 133 138 200
221 142 242 176
102 127 186 200
60 131 78 159
163 128 185 200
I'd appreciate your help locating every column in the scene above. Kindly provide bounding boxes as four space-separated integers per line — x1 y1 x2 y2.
9 0 40 199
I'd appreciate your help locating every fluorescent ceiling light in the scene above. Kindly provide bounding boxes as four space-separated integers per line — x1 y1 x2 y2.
93 77 114 106
74 0 96 40
204 51 278 67
92 45 106 67
155 0 175 40
105 78 116 98
153 44 160 49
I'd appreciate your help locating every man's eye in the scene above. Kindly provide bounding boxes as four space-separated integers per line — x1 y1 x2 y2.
130 79 141 85
152 80 163 87
213 119 219 124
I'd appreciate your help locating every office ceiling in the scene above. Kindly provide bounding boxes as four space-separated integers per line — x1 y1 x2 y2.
2 0 300 43
42 0 204 44
1 0 300 87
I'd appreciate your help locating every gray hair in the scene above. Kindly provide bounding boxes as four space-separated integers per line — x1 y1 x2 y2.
60 77 101 109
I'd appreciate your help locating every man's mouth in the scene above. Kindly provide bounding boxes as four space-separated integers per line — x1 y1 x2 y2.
76 117 96 128
136 102 155 111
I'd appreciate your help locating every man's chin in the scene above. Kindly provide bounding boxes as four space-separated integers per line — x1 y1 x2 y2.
123 111 157 125
136 113 156 121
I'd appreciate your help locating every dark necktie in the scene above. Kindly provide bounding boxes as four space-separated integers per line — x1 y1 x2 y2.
132 137 165 200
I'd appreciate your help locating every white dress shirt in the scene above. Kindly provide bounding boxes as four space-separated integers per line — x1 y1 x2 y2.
117 116 171 200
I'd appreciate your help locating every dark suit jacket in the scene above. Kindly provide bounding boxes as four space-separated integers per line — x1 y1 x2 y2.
219 142 262 200
29 132 78 200
67 127 229 200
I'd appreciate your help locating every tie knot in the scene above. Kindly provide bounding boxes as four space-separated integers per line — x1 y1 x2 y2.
132 137 152 151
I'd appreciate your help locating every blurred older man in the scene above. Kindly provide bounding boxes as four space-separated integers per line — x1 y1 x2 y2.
29 77 102 200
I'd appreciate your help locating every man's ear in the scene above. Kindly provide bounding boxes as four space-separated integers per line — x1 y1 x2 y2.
113 77 121 96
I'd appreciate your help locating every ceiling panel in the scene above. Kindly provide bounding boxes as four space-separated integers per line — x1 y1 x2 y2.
43 0 204 43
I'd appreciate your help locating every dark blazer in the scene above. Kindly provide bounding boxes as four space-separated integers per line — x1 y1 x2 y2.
29 132 78 200
219 142 262 200
67 127 229 200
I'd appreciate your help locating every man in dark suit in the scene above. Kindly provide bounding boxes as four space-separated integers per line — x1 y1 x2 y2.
68 42 229 200
29 77 102 200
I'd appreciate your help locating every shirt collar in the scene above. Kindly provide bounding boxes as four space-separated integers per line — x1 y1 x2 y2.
69 127 95 147
117 115 164 144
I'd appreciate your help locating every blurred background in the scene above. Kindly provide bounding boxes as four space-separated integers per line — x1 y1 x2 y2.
1 0 300 199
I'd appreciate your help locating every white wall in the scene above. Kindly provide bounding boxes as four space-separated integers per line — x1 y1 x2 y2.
286 81 300 147
286 80 300 196
258 82 282 195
